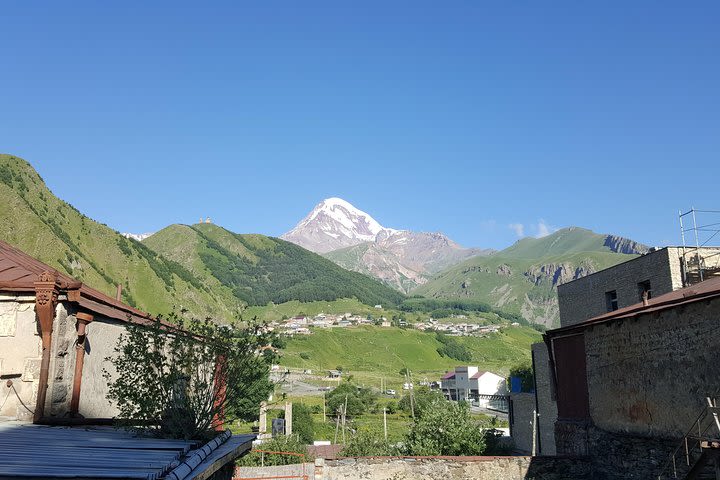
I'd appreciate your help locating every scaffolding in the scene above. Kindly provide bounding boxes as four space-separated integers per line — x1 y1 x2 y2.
679 208 720 286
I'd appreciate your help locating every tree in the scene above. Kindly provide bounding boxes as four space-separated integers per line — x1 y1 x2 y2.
105 313 274 440
404 399 486 456
509 362 534 392
399 385 446 417
280 403 314 444
326 382 377 417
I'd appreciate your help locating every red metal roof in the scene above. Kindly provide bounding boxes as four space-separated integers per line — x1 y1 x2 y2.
548 275 720 336
0 240 153 323
470 371 488 379
441 371 456 380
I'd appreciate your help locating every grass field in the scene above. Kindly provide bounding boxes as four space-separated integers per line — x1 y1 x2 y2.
279 324 541 389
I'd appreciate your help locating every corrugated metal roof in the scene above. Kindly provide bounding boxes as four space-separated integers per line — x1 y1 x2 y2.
0 423 254 479
549 275 720 335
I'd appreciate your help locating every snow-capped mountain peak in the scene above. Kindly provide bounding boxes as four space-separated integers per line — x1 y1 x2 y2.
121 232 154 241
281 197 397 253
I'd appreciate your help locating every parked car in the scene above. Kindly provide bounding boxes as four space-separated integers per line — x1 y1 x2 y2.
385 389 396 395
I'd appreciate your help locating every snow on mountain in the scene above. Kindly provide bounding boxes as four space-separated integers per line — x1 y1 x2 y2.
121 232 154 242
281 197 398 253
281 198 493 291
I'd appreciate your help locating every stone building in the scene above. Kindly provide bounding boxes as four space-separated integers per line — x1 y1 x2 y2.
547 275 720 478
557 246 720 327
0 240 158 422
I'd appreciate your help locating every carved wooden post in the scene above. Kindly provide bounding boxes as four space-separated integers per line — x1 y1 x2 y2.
70 312 93 416
33 271 59 422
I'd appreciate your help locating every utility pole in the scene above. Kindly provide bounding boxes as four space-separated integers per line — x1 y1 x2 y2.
383 407 388 440
531 409 537 456
406 371 415 419
342 395 348 444
323 392 326 422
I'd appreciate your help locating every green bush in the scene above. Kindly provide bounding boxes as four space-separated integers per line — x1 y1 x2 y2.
236 436 310 466
105 313 274 439
280 403 314 444
404 399 486 456
342 429 397 456
326 382 377 417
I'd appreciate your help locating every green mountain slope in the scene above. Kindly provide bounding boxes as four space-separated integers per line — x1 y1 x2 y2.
144 223 406 308
413 228 645 327
281 325 542 385
0 154 242 319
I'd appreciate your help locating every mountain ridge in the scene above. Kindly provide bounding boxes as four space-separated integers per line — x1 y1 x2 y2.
413 227 648 327
282 197 492 292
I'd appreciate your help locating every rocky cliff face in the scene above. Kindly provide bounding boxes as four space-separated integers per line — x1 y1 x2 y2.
326 230 492 293
603 235 650 255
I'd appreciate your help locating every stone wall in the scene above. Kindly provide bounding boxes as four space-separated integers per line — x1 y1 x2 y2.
583 297 720 437
531 342 557 455
47 302 79 416
318 456 590 480
0 294 40 420
552 287 720 477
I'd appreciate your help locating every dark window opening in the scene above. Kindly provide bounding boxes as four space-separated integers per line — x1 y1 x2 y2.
638 280 652 302
605 290 618 312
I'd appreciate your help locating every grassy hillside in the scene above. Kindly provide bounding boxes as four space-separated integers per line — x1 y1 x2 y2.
414 228 639 327
0 154 242 319
280 325 541 387
144 224 406 308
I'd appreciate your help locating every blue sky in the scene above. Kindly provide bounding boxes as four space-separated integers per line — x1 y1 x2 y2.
2 2 719 249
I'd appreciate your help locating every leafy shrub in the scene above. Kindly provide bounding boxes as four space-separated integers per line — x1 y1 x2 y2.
105 313 274 439
404 399 486 456
280 403 314 444
237 436 310 466
342 429 397 456
326 382 377 417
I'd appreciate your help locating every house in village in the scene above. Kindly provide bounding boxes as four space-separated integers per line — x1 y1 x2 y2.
439 366 507 408
0 240 254 479
514 245 720 477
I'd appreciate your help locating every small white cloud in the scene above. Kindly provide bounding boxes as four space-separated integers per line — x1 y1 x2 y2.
509 223 525 238
535 219 557 238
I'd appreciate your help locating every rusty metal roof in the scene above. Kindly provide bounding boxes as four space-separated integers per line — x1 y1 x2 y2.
548 275 720 336
0 240 153 323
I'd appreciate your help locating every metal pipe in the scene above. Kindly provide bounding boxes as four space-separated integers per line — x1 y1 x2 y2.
70 312 93 416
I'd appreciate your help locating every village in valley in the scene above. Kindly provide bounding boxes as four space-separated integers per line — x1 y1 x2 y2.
272 310 507 336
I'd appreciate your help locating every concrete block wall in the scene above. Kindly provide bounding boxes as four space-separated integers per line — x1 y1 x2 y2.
532 342 557 455
509 392 534 454
557 248 676 327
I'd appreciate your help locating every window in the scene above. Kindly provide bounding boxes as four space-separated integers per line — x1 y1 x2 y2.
638 280 652 302
605 290 618 312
